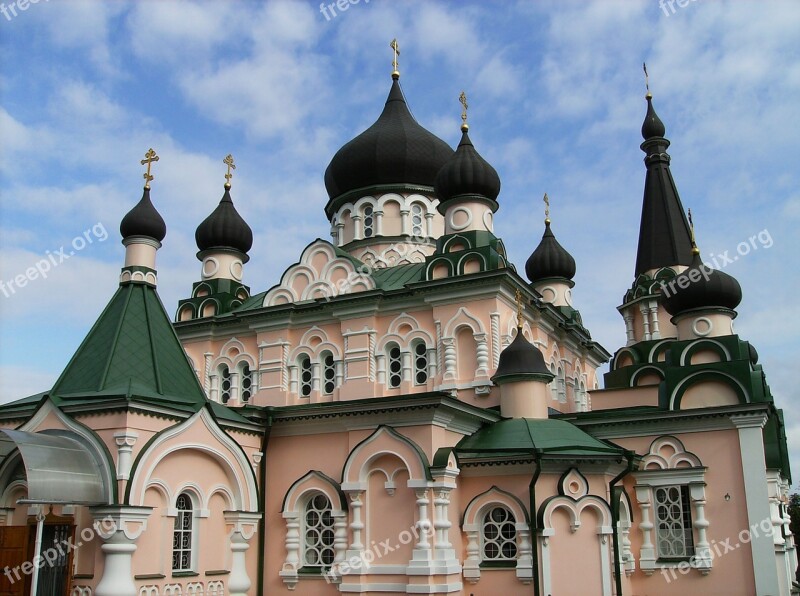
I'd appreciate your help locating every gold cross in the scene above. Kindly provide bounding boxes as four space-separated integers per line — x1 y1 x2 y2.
459 91 468 129
688 208 699 253
390 38 400 76
643 62 651 96
223 154 236 188
141 148 159 189
515 289 524 330
543 192 550 223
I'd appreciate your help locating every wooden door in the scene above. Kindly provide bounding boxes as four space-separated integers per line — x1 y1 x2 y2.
0 526 28 596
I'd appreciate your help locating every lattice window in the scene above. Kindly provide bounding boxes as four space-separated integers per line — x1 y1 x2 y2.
299 355 312 397
654 485 694 559
363 206 374 238
482 506 517 562
388 344 402 388
219 365 231 403
240 363 252 402
411 203 424 237
322 352 335 395
413 341 428 385
172 493 194 571
304 494 335 570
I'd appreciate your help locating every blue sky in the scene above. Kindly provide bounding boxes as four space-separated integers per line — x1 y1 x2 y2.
1 0 798 473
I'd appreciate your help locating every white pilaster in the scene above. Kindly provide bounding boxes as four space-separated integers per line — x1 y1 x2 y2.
113 432 138 481
91 506 152 596
224 511 261 596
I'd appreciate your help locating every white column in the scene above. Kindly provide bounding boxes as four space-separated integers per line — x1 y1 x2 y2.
689 483 712 573
336 222 345 246
442 338 456 382
401 350 412 384
411 489 432 562
348 491 365 552
374 210 384 236
91 507 151 596
113 432 138 481
424 212 434 239
490 312 501 369
648 300 662 339
639 302 652 341
732 414 781 595
400 209 410 236
203 352 213 395
224 511 261 596
516 525 534 584
288 365 298 395
279 512 301 590
352 214 363 241
623 309 635 346
311 362 321 394
209 374 220 403
463 528 481 583
427 347 438 379
474 333 489 378
634 486 656 575
230 370 240 405
376 354 387 385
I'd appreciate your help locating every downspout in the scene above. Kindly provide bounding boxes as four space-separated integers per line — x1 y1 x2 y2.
256 415 270 596
30 507 45 596
529 450 542 596
609 451 636 596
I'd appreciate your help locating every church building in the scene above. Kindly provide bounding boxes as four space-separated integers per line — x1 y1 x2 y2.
0 49 794 596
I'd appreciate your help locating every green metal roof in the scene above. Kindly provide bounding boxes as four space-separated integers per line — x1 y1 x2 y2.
456 418 626 458
49 282 207 410
371 262 426 291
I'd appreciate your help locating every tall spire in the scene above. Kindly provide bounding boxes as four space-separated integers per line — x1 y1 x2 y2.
634 68 693 276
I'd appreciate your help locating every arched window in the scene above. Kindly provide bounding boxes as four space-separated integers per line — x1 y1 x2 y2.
363 206 374 238
219 365 231 403
557 367 566 403
482 506 517 562
411 203 424 237
172 493 194 571
549 363 558 401
322 352 336 395
240 363 253 402
299 355 312 397
304 494 335 571
412 341 428 385
387 343 402 388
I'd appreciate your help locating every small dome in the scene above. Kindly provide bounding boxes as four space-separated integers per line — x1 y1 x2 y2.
662 254 742 316
434 129 500 207
642 95 666 140
491 332 553 384
324 78 453 202
195 186 253 254
748 343 759 365
120 187 166 242
525 221 576 282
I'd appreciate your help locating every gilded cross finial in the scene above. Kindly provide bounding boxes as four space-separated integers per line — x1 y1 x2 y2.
459 91 469 131
688 208 699 254
390 38 400 78
141 148 159 189
543 192 550 224
515 289 524 331
643 62 651 98
223 154 236 188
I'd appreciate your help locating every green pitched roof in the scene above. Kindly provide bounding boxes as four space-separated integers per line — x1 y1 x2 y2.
49 282 207 410
456 418 626 458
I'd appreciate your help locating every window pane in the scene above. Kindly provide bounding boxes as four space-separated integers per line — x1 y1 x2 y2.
304 494 336 571
654 485 694 559
482 506 517 561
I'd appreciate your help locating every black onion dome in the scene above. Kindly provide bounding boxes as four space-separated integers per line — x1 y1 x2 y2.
434 129 501 206
748 343 759 364
525 221 577 282
662 253 742 316
642 95 666 140
120 187 167 242
324 78 453 203
492 332 553 384
195 186 253 254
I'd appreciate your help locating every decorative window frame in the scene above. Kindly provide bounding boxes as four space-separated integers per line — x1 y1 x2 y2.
279 471 348 590
376 314 436 389
461 486 533 585
633 436 712 576
168 489 207 573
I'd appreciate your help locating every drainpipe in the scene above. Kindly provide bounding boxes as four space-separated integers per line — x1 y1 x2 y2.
609 452 636 596
256 415 271 596
529 450 542 596
30 506 45 596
